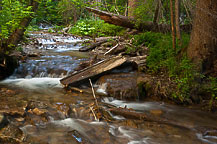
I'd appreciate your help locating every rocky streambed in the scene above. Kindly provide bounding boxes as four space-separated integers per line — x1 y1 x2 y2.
0 30 216 144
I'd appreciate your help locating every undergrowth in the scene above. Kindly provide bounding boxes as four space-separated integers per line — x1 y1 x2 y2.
131 32 205 102
207 77 217 109
68 19 125 37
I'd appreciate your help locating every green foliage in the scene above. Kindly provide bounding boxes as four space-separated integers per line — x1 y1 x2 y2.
32 1 62 25
99 0 128 15
209 77 217 99
125 45 137 54
133 32 175 72
207 77 217 108
26 25 40 32
69 19 124 37
0 0 33 40
133 0 155 25
15 46 23 52
132 32 202 101
172 57 201 101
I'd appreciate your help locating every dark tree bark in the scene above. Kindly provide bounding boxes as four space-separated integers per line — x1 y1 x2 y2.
187 0 217 75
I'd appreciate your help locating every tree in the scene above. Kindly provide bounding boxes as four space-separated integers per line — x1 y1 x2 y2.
170 0 176 51
187 0 217 75
0 0 39 53
175 0 181 44
153 0 161 24
128 0 138 18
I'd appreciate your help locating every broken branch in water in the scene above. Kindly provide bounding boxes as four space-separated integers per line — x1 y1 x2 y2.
89 79 99 109
70 86 84 93
90 106 99 121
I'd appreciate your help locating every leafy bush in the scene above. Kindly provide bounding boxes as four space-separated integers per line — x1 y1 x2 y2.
69 19 124 37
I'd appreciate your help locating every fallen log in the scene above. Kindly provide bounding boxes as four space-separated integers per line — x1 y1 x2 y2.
60 56 127 86
79 37 118 52
85 7 192 33
79 39 108 52
94 36 118 42
108 107 193 129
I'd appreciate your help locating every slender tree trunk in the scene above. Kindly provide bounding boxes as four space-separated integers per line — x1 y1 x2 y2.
170 0 176 51
153 0 161 24
128 0 138 18
125 1 128 16
187 0 217 75
182 0 191 22
114 0 119 15
175 0 181 45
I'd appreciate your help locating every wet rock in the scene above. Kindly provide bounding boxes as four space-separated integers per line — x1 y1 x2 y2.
68 130 91 144
26 101 48 110
0 98 27 116
0 113 8 129
25 112 49 125
0 124 24 143
68 104 91 120
27 52 40 57
55 103 70 117
24 101 51 125
203 130 217 137
149 110 163 116
32 108 48 115
136 75 153 99
96 73 138 100
0 137 21 144
0 54 18 80
0 114 4 124
15 117 25 122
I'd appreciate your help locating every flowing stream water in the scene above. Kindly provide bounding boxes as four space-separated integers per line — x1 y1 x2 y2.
0 31 216 144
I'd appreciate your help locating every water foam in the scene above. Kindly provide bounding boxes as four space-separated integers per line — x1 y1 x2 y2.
0 78 62 90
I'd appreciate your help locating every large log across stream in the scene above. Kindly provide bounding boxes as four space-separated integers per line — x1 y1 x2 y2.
85 7 191 33
60 56 127 86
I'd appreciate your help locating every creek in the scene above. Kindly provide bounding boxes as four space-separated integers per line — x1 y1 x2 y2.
0 30 216 144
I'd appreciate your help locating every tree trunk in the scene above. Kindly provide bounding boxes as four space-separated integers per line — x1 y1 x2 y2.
175 0 181 44
85 7 191 33
153 0 161 24
187 0 217 75
170 0 176 51
128 0 138 18
5 0 39 50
